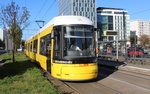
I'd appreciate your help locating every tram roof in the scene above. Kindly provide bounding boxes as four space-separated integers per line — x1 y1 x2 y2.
27 16 93 40
41 15 93 31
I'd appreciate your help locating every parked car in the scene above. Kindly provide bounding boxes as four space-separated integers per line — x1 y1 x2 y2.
127 47 144 57
142 47 150 54
17 48 22 52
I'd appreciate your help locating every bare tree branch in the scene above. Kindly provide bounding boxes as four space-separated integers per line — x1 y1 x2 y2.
139 34 150 46
0 1 30 63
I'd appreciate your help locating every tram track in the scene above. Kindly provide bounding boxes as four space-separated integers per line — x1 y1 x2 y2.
99 66 150 89
64 66 150 94
64 81 122 94
42 62 150 94
90 82 122 94
99 73 150 92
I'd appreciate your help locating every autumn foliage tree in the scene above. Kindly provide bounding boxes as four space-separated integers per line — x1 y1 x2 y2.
0 1 30 63
139 34 150 46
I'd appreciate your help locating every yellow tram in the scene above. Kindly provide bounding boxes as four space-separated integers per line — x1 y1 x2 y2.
25 16 98 81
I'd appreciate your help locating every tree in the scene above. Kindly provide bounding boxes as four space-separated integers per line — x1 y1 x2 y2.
9 25 22 50
0 1 30 63
139 34 150 46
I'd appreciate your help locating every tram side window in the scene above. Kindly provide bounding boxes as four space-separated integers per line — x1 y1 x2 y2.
54 28 61 59
25 44 27 51
33 40 37 53
28 43 29 51
25 44 26 50
40 34 51 56
30 42 33 52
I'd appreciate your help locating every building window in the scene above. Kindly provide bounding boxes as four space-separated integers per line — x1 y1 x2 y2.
85 12 87 16
99 15 108 23
108 36 113 41
91 12 93 16
93 0 95 3
114 11 127 14
85 3 87 7
90 4 92 7
73 2 75 6
76 7 78 11
108 24 113 30
93 8 95 11
82 7 83 11
97 11 112 14
79 3 81 7
108 16 113 23
87 8 89 11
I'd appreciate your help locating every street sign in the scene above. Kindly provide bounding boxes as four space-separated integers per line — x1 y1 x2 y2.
104 30 117 36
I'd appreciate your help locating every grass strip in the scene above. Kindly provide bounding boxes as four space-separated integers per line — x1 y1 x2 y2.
0 53 62 94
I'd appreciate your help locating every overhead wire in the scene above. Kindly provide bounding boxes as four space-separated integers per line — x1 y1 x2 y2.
130 8 150 15
25 0 48 38
34 0 48 20
42 0 57 19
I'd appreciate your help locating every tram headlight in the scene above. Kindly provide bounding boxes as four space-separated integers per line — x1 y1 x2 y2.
54 60 73 64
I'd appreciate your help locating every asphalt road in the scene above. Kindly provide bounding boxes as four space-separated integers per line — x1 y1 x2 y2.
64 66 150 94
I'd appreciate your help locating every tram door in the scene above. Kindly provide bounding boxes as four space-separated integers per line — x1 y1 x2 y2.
33 40 38 60
46 34 51 72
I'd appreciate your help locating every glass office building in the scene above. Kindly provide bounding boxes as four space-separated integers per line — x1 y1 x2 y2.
97 7 130 42
58 0 97 27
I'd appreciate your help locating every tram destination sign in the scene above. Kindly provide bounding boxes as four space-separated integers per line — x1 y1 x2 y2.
104 30 117 36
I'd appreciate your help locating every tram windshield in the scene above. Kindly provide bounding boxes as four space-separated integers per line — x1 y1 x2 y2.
63 25 95 58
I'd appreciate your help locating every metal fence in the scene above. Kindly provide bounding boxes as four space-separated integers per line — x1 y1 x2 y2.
98 41 150 65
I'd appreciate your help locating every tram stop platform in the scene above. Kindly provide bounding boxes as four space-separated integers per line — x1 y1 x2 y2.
98 59 150 76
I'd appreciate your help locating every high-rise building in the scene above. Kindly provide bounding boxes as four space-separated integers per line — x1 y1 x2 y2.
130 20 150 37
58 0 97 27
0 29 4 41
0 28 13 51
97 7 130 42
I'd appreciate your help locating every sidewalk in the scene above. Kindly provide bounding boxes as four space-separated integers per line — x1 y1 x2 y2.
98 59 150 76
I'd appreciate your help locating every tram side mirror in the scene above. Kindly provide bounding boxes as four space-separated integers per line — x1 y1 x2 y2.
51 30 54 39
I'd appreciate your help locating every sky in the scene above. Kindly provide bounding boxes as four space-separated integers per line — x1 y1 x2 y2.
0 0 150 40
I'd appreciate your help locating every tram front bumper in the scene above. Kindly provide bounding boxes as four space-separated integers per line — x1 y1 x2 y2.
61 64 98 81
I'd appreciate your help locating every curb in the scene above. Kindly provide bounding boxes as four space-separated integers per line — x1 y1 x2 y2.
44 71 79 94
